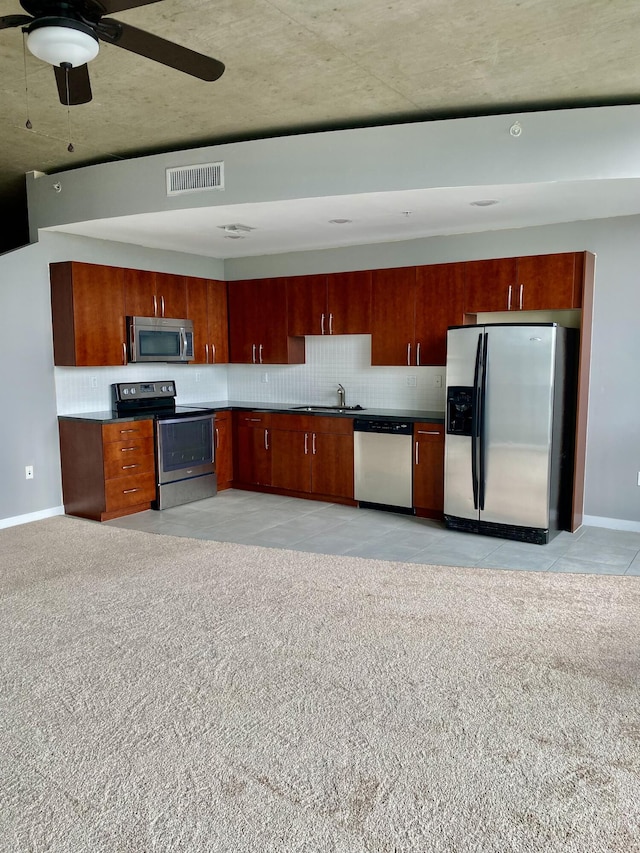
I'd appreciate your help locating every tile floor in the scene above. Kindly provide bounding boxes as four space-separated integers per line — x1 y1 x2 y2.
106 489 640 576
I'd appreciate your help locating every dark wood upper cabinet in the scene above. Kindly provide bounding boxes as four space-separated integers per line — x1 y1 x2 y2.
186 277 229 364
464 253 584 314
229 278 304 364
415 263 466 366
287 270 372 336
50 261 127 367
123 269 187 319
371 267 417 366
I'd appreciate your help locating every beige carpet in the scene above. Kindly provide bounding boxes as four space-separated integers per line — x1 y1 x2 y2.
1 516 639 852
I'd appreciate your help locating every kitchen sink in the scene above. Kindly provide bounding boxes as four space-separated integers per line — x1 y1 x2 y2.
291 404 366 413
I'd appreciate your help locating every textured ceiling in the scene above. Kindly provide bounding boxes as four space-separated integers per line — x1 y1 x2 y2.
1 0 639 251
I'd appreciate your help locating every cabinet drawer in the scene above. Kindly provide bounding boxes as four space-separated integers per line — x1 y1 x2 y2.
270 413 353 434
105 472 156 511
414 423 444 441
103 435 155 468
235 412 272 427
103 420 153 442
104 452 155 481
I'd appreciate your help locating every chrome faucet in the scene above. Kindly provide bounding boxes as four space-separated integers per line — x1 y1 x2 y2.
337 384 346 407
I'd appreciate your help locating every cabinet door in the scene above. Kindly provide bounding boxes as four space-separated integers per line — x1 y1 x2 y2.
287 275 328 336
464 258 517 313
257 278 292 363
206 279 229 363
327 270 372 335
123 268 157 317
413 424 444 515
228 280 264 363
312 432 354 499
516 252 583 310
50 262 126 367
185 277 209 364
235 425 271 486
415 263 465 366
271 429 312 492
371 267 417 365
155 273 187 318
214 413 233 489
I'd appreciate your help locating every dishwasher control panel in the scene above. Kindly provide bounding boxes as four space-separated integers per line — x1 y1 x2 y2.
353 419 412 435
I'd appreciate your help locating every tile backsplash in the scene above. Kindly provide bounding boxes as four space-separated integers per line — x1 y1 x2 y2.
54 335 446 414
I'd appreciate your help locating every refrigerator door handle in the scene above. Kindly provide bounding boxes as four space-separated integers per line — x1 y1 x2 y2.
471 332 483 510
478 331 489 511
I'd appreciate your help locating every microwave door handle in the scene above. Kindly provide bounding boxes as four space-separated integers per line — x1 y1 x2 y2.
181 329 188 360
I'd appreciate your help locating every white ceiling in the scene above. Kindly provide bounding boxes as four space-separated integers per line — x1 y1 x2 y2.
45 177 640 259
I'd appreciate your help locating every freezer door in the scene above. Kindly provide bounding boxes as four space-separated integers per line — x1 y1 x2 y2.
480 325 557 528
444 327 483 521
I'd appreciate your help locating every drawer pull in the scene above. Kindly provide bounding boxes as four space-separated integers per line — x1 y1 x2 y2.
121 446 139 452
418 430 441 435
246 418 261 422
122 488 141 494
119 428 137 434
122 464 139 470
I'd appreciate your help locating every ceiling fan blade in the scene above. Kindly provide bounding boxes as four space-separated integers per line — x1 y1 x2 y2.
93 0 164 14
0 14 32 30
97 18 225 81
54 63 92 105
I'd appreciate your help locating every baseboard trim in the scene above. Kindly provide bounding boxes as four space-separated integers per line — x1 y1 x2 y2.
583 514 640 533
0 506 65 530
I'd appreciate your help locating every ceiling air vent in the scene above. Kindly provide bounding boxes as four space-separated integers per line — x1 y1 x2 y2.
166 162 224 195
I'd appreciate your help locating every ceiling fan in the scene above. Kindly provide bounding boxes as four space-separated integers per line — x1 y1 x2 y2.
0 0 225 105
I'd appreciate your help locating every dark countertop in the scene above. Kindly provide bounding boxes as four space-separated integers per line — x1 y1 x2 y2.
58 400 445 425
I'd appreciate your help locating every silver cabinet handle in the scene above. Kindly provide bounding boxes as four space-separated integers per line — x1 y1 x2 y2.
329 313 333 335
119 428 137 434
246 418 261 422
304 433 308 454
321 313 325 335
121 446 139 452
312 433 317 455
122 464 139 470
418 429 441 435
259 343 263 364
416 342 421 366
205 343 209 364
160 295 165 317
153 294 157 316
211 342 216 364
252 343 256 364
407 342 411 366
415 441 419 465
215 427 219 449
519 283 524 310
264 429 269 450
123 488 141 494
122 342 127 365
507 285 512 310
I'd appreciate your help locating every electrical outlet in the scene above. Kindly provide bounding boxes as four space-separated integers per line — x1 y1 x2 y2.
261 373 269 383
90 376 98 389
406 376 417 387
435 375 443 388
25 465 34 480
195 372 202 383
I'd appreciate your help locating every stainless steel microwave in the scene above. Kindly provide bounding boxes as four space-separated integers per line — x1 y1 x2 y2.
128 316 194 363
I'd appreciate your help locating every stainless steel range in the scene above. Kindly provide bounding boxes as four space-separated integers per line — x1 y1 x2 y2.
112 381 216 510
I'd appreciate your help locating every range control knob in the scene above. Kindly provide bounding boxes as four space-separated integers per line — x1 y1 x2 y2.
122 388 129 395
129 387 136 394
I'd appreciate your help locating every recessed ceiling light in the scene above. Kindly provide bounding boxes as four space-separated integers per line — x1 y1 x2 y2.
470 199 499 207
329 218 352 224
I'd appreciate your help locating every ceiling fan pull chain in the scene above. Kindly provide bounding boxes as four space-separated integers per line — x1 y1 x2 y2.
21 29 32 129
63 64 75 153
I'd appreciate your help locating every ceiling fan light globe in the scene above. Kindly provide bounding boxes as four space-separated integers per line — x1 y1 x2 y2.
27 24 99 68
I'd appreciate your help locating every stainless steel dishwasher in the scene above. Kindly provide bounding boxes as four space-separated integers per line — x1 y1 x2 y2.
354 419 414 512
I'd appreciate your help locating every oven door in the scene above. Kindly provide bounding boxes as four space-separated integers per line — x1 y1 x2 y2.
156 414 215 485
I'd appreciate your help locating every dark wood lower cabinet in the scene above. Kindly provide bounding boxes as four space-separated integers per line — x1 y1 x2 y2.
214 412 233 490
59 418 156 521
413 422 445 518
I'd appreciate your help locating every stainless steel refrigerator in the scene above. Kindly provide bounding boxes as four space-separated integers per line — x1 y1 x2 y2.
444 323 578 544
